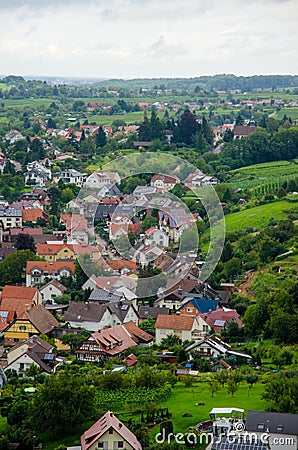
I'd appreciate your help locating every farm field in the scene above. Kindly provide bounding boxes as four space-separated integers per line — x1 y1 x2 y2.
274 106 298 120
88 111 145 125
227 159 298 191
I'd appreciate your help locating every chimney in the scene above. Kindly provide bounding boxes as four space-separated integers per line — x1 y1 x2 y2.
25 303 30 313
84 301 89 310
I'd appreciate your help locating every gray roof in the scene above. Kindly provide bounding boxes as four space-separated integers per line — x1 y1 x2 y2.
95 204 117 220
133 186 156 196
138 306 170 320
64 300 135 324
246 410 298 436
64 302 107 323
211 436 267 450
88 288 123 304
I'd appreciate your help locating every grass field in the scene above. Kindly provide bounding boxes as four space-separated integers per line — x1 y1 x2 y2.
157 380 266 434
223 200 297 232
200 200 298 253
88 111 146 125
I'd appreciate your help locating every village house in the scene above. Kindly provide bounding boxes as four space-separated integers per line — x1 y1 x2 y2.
66 198 85 215
24 169 49 187
60 213 89 243
76 321 153 362
185 170 219 188
185 335 252 364
39 279 67 304
0 285 42 319
80 411 142 450
20 188 51 208
155 314 209 344
22 207 47 224
3 304 59 346
5 130 24 144
0 207 22 231
58 169 84 186
155 279 230 310
82 274 136 293
64 300 138 332
158 209 196 243
85 171 121 189
36 243 76 261
144 227 169 247
26 260 75 286
150 174 178 191
176 296 219 316
233 125 256 139
138 306 170 321
245 410 298 450
199 308 243 333
4 335 61 377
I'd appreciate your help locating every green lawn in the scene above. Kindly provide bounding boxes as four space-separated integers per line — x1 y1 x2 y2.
224 200 297 232
200 200 298 253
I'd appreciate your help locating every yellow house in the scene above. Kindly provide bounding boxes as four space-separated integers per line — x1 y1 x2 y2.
56 244 76 261
4 305 59 346
36 243 76 262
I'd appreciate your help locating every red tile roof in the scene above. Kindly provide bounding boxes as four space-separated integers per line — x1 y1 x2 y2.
200 309 243 333
107 259 137 273
0 286 39 316
101 197 121 205
26 261 75 275
151 174 178 184
155 314 194 331
22 208 46 222
81 411 142 450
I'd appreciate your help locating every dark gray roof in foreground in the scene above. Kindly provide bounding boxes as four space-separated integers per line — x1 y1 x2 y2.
246 410 298 436
88 288 122 303
211 436 267 450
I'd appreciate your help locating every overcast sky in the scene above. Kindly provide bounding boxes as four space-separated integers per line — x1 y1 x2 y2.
0 0 297 79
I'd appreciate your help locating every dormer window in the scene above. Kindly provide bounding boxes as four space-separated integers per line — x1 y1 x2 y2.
257 424 265 431
276 425 283 432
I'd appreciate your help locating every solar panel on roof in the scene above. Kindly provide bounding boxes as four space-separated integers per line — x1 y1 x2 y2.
44 353 54 361
211 437 268 449
214 320 226 327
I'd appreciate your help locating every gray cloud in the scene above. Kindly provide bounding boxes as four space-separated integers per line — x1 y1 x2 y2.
0 0 297 78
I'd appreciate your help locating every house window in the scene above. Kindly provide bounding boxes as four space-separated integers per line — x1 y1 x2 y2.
257 424 265 431
187 308 193 312
117 442 124 448
19 325 27 331
97 443 104 448
109 428 113 434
